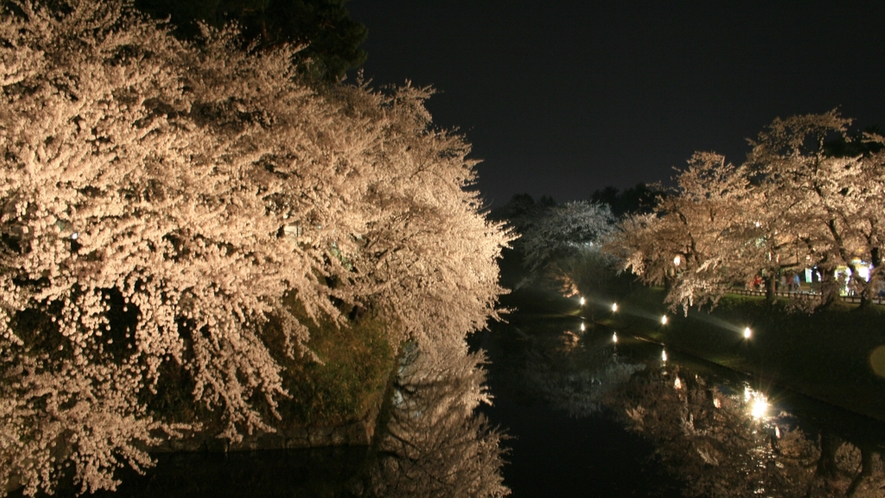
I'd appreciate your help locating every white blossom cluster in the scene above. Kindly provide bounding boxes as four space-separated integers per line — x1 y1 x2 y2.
519 200 615 271
0 1 507 494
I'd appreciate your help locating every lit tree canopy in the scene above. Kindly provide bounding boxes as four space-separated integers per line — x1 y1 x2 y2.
746 111 885 307
519 200 615 271
0 1 507 494
611 152 755 312
609 112 885 313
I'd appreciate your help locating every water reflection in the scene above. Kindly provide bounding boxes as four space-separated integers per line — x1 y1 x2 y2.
615 362 885 496
66 343 508 498
78 317 885 497
615 365 817 497
358 342 509 497
520 326 643 418
486 318 885 497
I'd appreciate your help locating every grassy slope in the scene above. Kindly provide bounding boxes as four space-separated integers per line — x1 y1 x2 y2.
275 311 394 428
147 295 396 433
602 286 885 421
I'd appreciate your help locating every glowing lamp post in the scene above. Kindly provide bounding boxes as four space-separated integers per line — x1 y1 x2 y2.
611 302 618 312
579 297 585 306
660 315 668 325
612 332 618 344
743 327 752 339
580 322 585 332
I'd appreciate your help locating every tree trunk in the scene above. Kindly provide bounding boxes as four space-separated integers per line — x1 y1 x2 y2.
858 278 872 309
663 269 674 293
815 433 841 478
765 273 777 304
817 267 838 310
846 447 876 497
860 246 882 309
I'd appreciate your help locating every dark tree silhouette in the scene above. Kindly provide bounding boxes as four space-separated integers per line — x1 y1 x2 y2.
134 0 367 82
591 182 658 217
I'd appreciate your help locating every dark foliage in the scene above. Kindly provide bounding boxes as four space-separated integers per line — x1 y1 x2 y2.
134 0 367 83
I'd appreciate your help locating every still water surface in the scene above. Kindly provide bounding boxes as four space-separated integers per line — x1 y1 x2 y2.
476 299 885 497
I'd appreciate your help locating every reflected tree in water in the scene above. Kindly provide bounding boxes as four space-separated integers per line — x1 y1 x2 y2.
357 342 509 497
522 330 643 417
488 318 885 496
608 366 885 497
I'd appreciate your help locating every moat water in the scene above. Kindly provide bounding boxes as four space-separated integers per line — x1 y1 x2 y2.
42 290 885 497
473 287 885 496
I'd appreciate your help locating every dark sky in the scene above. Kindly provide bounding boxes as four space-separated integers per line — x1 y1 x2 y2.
346 1 885 207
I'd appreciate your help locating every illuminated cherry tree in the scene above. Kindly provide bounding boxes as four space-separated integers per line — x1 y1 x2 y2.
611 112 885 313
851 134 885 304
0 1 507 494
610 152 756 313
519 200 614 271
746 111 885 308
511 200 617 298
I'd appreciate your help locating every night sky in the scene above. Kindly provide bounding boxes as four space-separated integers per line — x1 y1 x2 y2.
347 1 885 207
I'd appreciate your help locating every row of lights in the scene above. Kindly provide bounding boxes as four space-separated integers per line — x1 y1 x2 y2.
579 296 753 340
579 296 617 312
579 295 767 421
582 297 769 420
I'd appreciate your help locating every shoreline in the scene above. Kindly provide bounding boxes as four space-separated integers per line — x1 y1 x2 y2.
597 286 885 423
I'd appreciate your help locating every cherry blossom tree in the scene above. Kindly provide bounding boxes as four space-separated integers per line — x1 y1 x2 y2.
510 200 618 299
610 112 885 313
519 200 614 272
746 111 884 308
0 1 507 494
851 134 885 305
610 153 756 313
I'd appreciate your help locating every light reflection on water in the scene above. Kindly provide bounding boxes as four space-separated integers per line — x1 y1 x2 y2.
480 314 885 497
90 311 885 497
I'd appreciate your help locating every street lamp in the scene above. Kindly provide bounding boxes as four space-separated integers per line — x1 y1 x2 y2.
611 302 618 312
743 327 752 339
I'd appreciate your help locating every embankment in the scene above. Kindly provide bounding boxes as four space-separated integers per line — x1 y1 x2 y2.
602 286 885 421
